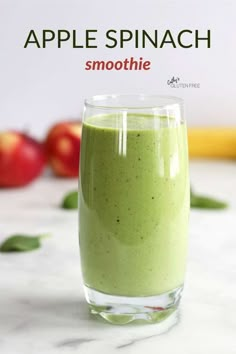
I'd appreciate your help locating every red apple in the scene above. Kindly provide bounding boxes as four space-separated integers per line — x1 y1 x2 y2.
45 121 82 177
0 131 46 187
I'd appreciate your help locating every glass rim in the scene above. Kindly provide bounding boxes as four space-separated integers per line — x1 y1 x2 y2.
84 94 184 110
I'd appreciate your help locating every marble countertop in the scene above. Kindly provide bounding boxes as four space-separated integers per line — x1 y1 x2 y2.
0 161 236 354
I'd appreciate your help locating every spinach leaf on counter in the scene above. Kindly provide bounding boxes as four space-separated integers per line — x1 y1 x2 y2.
190 189 228 209
61 190 78 209
0 234 50 253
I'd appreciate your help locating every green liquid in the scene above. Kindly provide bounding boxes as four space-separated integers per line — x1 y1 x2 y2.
79 114 189 297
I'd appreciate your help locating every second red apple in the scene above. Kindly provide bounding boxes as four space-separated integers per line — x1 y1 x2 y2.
45 121 82 177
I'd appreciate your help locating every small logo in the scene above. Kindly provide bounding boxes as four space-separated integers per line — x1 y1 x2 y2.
167 76 200 88
167 76 180 85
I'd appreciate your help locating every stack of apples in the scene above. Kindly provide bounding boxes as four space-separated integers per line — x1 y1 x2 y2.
0 121 82 187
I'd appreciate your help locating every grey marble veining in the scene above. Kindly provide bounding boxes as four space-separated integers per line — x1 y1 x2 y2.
0 162 236 354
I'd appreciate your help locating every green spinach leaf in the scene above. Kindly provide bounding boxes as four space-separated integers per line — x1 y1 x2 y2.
61 190 78 209
190 188 228 209
0 234 50 253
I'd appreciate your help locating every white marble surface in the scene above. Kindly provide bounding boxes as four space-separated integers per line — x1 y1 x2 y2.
0 161 236 354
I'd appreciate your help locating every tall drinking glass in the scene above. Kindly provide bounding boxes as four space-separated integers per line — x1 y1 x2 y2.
79 94 189 325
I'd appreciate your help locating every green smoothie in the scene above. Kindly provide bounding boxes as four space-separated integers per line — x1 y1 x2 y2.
79 114 189 297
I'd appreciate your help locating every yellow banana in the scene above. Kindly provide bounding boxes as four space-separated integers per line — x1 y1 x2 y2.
188 128 236 159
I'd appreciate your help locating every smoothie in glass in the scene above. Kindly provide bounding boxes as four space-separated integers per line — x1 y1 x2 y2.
79 95 189 325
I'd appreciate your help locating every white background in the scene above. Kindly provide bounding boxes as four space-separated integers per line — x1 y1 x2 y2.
0 0 235 138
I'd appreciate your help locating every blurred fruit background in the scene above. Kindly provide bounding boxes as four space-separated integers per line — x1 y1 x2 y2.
2 122 236 188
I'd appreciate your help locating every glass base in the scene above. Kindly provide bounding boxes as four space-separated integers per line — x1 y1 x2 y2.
84 285 183 326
